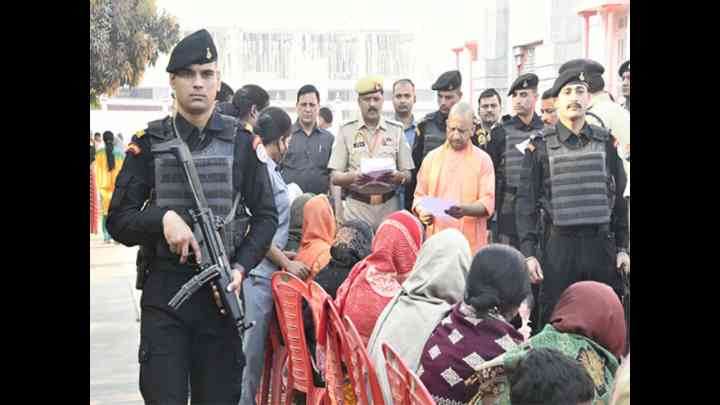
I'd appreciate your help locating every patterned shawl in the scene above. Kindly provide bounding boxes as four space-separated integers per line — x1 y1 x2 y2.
418 303 523 405
465 281 626 405
334 210 423 345
367 229 471 405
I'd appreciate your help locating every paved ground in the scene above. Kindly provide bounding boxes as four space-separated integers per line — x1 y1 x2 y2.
90 233 143 405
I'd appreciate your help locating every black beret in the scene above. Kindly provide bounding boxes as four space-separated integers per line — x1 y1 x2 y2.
618 60 630 77
432 70 462 91
166 29 218 73
550 69 589 97
558 58 604 76
507 73 539 96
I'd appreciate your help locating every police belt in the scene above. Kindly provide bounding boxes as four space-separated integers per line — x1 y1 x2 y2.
550 223 611 236
349 190 395 205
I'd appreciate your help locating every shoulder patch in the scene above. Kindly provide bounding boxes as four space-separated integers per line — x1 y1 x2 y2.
417 119 427 133
588 125 610 142
255 143 269 163
244 122 253 133
475 128 490 146
126 142 142 156
134 129 145 139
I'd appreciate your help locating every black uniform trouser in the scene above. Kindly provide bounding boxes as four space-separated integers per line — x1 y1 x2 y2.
139 265 244 405
537 225 624 329
497 189 520 249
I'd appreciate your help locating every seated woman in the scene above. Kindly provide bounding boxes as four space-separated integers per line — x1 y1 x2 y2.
285 192 315 253
302 220 373 350
301 220 374 399
367 228 472 405
295 194 336 276
334 210 424 345
312 220 373 298
467 281 627 405
418 244 530 405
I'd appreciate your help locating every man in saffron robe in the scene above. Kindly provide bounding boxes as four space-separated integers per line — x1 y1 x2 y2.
413 102 495 254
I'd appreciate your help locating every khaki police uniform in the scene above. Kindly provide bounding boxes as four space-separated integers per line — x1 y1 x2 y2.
328 116 414 231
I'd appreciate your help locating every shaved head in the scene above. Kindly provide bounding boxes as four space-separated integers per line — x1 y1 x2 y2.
449 102 475 122
446 102 475 151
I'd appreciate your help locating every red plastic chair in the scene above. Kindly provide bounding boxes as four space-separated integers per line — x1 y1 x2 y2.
342 315 386 405
271 272 328 405
257 320 287 405
381 343 435 405
323 298 353 405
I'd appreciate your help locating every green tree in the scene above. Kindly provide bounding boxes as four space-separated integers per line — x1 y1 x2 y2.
90 0 179 106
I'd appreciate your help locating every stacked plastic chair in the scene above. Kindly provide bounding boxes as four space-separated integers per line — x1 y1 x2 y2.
382 342 436 405
270 272 329 405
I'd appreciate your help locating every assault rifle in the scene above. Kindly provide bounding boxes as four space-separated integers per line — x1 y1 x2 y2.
152 137 253 337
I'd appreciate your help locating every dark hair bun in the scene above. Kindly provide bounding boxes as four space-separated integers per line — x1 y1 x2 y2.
465 244 531 315
465 285 500 313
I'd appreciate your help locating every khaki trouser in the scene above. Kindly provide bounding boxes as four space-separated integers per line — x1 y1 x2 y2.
343 195 400 232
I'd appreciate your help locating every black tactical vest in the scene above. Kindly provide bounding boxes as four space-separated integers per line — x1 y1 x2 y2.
545 128 614 227
154 137 235 218
420 115 447 156
148 116 244 259
503 125 533 189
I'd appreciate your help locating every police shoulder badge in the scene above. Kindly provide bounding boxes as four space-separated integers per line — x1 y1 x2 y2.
134 129 145 139
353 131 366 148
126 142 141 156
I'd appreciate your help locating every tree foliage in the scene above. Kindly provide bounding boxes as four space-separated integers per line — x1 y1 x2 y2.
90 0 179 106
